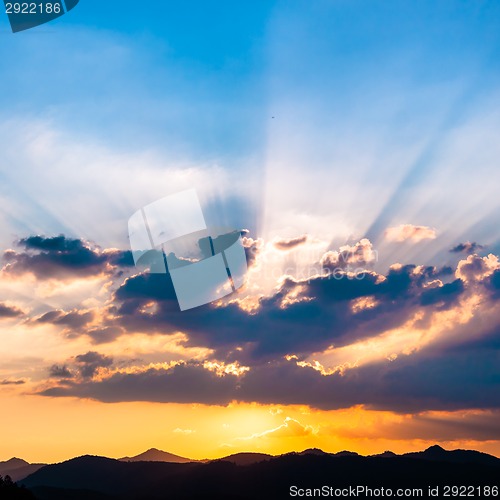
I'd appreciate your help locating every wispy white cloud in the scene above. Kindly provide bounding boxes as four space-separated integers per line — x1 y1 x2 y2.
173 428 196 435
236 417 315 441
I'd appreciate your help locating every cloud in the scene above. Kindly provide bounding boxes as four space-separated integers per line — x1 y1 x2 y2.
2 235 134 279
242 329 500 412
29 308 126 344
450 242 485 254
20 235 89 253
336 410 500 442
11 232 497 415
385 224 437 242
242 236 263 267
455 254 499 283
49 364 74 379
108 261 465 366
40 362 238 404
238 417 314 440
173 428 196 435
35 310 95 329
36 318 500 412
0 379 25 385
0 303 23 318
84 326 125 345
419 279 464 307
486 269 500 298
320 238 376 271
391 411 500 442
75 351 113 378
273 235 308 251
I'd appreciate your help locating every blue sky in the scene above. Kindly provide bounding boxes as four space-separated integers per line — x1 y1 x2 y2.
0 0 499 259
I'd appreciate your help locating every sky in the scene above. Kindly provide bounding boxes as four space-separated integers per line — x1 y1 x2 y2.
0 0 499 463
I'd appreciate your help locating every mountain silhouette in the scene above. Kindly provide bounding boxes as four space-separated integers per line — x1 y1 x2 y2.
120 449 273 466
333 450 360 457
403 444 500 466
0 458 46 482
0 458 28 472
298 448 330 456
119 448 194 463
370 450 398 458
18 445 500 500
216 452 272 465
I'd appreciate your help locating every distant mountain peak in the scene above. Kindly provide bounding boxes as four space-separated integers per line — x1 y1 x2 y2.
300 448 330 456
404 445 499 466
335 450 360 457
0 457 46 483
426 445 446 452
371 451 397 458
217 452 272 466
2 457 29 467
119 448 194 463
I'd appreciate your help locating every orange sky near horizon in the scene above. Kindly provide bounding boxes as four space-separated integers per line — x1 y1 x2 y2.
1 392 499 464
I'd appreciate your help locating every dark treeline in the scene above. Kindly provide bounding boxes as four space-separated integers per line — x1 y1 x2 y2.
0 475 35 499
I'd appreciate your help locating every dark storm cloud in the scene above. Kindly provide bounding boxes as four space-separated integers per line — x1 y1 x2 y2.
486 269 500 298
273 235 308 251
0 303 23 318
2 235 133 279
419 279 464 307
106 250 135 268
75 351 113 378
450 242 485 254
37 324 500 412
20 235 84 252
35 251 500 412
108 263 467 364
116 273 178 304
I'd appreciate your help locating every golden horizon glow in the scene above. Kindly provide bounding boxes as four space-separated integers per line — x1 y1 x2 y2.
0 393 499 464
